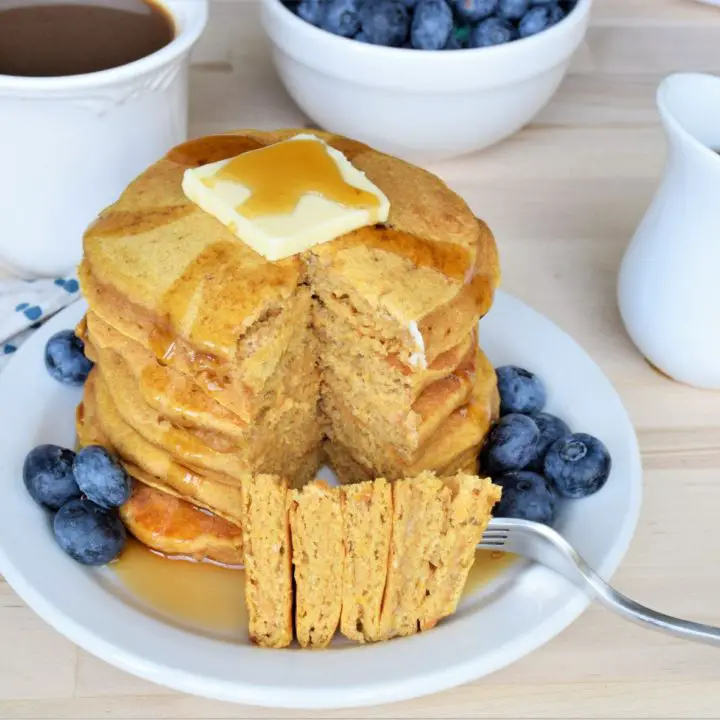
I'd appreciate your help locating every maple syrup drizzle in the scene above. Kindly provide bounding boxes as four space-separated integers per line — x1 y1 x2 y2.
85 206 193 239
155 241 299 362
329 227 473 284
167 135 266 168
217 138 381 219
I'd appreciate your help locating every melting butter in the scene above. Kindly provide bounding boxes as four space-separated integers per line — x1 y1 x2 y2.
182 134 390 261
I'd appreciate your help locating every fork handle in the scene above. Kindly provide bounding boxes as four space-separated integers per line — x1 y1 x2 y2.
582 568 720 646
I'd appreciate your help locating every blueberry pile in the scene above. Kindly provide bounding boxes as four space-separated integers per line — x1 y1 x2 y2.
285 0 577 49
482 365 611 526
24 444 130 565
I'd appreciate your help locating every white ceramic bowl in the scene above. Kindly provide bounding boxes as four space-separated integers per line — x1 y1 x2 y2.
261 0 592 161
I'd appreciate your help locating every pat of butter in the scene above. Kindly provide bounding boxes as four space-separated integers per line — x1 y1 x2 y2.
182 134 390 261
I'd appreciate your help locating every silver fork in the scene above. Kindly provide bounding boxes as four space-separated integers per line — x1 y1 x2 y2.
479 517 720 646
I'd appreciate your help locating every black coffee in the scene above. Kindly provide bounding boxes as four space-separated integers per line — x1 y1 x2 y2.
0 0 174 77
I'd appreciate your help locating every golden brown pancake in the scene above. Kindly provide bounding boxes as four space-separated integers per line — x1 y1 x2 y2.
120 481 244 566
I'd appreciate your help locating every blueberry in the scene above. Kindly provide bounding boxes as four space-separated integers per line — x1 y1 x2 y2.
23 444 81 511
530 0 564 16
411 0 453 49
452 0 497 22
321 0 362 36
358 0 409 46
544 433 612 499
298 0 327 25
468 15 517 46
494 471 557 525
496 365 546 415
518 4 554 36
445 23 471 48
53 498 126 566
528 1 564 22
547 2 565 22
497 0 530 18
482 413 540 473
73 446 131 509
528 412 570 470
45 330 93 386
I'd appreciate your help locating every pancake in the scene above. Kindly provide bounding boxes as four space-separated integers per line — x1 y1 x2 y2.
120 481 244 566
81 369 245 525
80 263 314 424
290 481 344 649
241 473 293 648
320 342 483 461
86 334 320 479
77 386 247 565
81 298 321 436
417 472 501 631
378 471 500 640
339 479 392 643
322 348 499 480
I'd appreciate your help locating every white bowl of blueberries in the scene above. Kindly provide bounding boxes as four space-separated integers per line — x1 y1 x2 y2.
261 0 591 160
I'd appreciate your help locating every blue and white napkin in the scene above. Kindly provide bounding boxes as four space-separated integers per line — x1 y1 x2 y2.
0 275 81 371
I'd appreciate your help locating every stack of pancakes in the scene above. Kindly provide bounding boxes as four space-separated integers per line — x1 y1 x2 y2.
74 129 500 564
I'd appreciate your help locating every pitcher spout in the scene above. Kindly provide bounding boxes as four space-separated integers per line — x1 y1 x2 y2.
658 73 720 167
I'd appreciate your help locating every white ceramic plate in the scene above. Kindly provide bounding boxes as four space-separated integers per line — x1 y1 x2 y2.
0 292 641 709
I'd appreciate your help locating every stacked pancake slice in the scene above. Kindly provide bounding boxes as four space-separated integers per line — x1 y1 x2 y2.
243 472 501 648
74 129 501 592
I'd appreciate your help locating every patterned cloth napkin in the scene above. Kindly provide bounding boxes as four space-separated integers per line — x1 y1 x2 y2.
0 275 81 371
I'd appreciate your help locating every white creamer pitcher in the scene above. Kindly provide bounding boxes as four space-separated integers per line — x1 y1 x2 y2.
618 73 720 388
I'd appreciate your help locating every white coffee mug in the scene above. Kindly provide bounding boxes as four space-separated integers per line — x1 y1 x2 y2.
0 0 208 278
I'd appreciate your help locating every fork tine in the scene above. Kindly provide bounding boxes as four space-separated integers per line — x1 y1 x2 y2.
486 519 511 531
477 536 507 546
477 521 510 549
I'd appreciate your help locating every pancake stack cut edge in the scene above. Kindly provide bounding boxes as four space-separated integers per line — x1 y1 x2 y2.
75 127 504 647
243 471 501 648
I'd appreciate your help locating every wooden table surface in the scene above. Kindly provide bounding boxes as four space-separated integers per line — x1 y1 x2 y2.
3 1 720 717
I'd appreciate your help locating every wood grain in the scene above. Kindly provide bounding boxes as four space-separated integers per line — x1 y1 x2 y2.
3 0 720 717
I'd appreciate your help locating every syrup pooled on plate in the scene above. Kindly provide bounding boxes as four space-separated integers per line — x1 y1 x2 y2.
113 539 247 638
113 540 513 640
464 550 517 595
